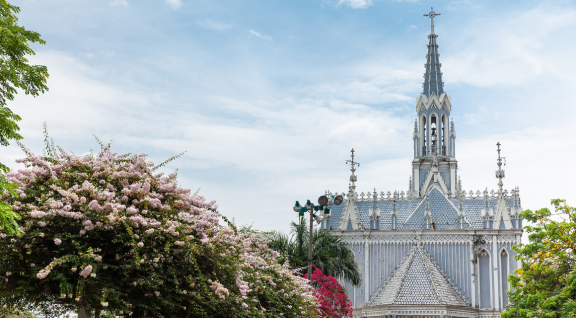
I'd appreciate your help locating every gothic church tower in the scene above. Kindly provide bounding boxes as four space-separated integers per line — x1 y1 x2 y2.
411 9 458 198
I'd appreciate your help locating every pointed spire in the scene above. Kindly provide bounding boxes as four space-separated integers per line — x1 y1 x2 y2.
422 7 444 98
346 148 360 197
372 188 378 216
495 142 506 195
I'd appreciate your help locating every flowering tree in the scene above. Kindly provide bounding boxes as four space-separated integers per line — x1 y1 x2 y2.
305 267 353 318
0 139 318 318
503 199 576 318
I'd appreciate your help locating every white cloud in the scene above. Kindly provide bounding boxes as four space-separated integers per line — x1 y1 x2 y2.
110 0 128 6
0 50 413 233
406 24 417 32
338 0 373 9
165 0 183 10
196 20 231 31
443 4 576 88
248 29 273 41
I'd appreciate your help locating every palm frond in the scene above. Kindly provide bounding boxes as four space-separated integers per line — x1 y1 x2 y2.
268 218 362 287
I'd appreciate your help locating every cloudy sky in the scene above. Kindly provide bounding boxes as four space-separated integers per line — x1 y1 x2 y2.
2 0 575 234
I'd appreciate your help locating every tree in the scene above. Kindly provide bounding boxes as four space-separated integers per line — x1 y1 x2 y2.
305 267 353 318
502 199 576 318
0 138 318 318
268 219 362 288
0 0 50 235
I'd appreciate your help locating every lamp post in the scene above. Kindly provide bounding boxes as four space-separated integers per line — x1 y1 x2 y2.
293 194 343 281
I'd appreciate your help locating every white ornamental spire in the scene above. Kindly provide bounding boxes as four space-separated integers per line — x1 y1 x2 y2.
495 142 506 195
346 148 360 196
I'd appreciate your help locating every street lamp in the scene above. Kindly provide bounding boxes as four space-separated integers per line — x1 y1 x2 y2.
293 194 343 281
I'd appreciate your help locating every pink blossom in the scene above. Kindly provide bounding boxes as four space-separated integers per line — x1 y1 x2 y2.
79 265 93 278
54 238 62 245
88 200 102 212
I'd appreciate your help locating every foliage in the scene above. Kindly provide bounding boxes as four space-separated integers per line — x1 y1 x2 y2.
0 0 49 240
0 139 318 318
268 219 362 287
502 199 576 318
0 1 49 112
304 267 353 318
0 167 19 235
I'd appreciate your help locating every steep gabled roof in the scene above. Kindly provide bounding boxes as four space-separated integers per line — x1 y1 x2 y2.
368 245 469 307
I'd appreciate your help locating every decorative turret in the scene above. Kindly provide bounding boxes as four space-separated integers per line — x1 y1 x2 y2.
339 149 362 231
369 188 380 230
347 148 360 199
492 143 513 229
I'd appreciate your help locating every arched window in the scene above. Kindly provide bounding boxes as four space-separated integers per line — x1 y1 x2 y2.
420 114 427 156
479 249 492 309
430 114 437 153
441 114 448 155
500 249 509 307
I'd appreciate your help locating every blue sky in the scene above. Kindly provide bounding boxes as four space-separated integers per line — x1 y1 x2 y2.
2 0 576 234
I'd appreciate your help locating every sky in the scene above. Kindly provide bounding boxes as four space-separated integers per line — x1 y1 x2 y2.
1 0 576 235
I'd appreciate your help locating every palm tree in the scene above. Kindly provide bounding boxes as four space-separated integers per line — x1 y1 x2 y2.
268 218 362 287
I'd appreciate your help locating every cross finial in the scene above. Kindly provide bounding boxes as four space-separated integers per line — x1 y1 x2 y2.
346 148 360 174
424 7 441 34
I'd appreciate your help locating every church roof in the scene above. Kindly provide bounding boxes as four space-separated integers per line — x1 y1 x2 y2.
368 245 469 307
327 187 519 231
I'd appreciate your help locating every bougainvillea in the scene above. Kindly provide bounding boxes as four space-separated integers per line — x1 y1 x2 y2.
305 266 353 318
0 140 318 318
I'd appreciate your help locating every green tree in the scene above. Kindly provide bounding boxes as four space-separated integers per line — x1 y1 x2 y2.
0 0 49 235
503 199 576 318
268 219 362 287
0 138 318 318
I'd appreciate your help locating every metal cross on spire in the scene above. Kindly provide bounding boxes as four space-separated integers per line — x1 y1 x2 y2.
346 148 360 175
424 7 441 34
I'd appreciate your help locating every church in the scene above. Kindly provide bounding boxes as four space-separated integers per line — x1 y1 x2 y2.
318 8 524 318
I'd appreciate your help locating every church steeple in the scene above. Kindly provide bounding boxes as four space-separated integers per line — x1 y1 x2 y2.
412 8 458 198
423 7 444 97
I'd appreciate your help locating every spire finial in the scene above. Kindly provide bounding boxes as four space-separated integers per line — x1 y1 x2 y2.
424 7 441 34
346 148 360 175
496 142 506 195
346 148 360 194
